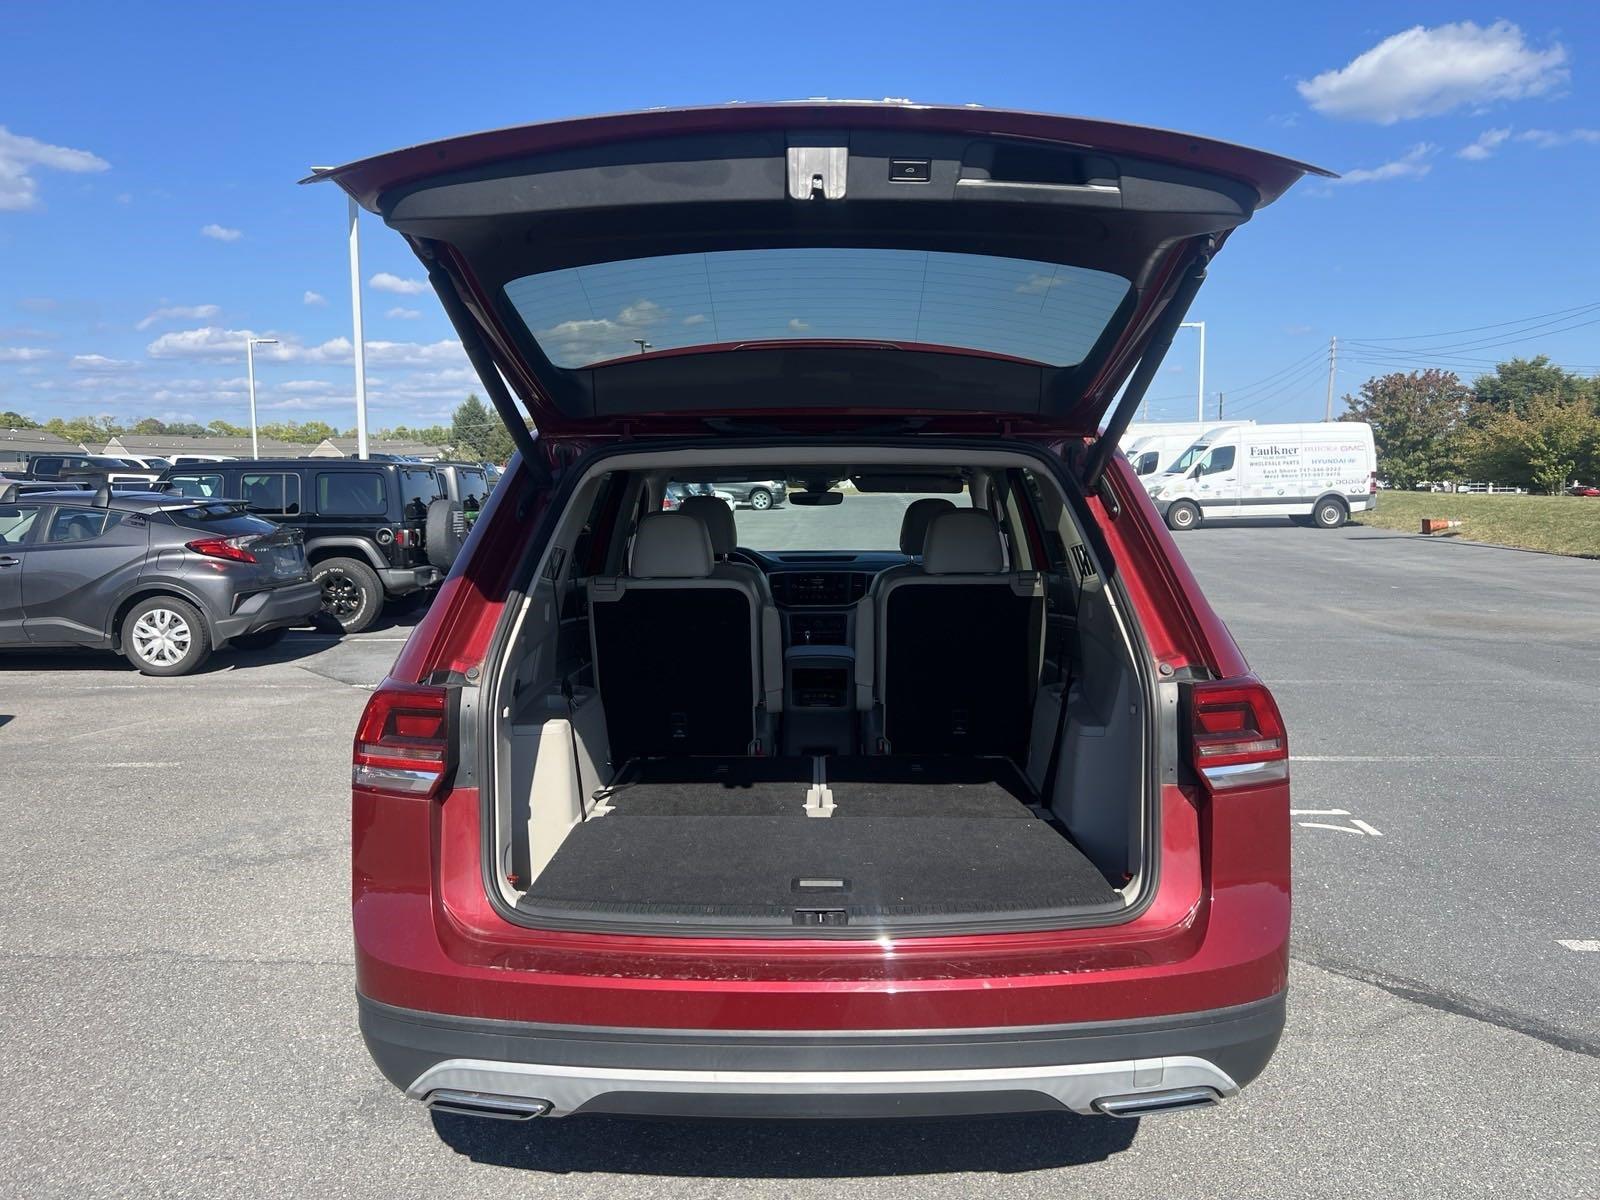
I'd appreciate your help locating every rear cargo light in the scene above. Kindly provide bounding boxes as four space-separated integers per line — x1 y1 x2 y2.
185 535 257 563
1190 678 1288 789
353 681 451 797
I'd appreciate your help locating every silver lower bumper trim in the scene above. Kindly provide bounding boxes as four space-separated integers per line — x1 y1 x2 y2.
407 1054 1239 1118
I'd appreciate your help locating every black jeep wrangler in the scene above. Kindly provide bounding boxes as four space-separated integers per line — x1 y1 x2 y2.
156 459 468 632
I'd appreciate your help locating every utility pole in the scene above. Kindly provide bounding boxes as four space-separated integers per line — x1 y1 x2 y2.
1325 335 1338 421
1217 391 1224 421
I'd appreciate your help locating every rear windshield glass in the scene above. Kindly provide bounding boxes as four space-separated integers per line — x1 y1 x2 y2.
666 482 970 553
165 504 277 536
505 249 1130 368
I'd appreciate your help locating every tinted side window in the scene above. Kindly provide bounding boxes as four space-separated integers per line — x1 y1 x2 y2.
1204 446 1237 474
457 469 489 504
44 509 123 542
1135 451 1159 475
167 473 224 498
0 505 41 543
32 457 62 478
240 472 301 515
317 471 386 516
398 467 442 518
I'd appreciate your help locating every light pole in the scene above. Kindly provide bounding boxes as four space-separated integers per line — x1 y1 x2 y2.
1179 322 1206 421
348 197 369 460
245 337 279 459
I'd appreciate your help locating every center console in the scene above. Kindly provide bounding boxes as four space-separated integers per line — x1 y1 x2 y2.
769 569 873 757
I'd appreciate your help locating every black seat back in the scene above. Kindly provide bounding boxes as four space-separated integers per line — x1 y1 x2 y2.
880 511 1042 758
589 512 758 758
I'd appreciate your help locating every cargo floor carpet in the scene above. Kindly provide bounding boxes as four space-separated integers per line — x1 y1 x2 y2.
520 813 1115 920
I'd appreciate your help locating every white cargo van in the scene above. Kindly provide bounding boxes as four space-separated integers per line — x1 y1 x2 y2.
1145 422 1377 530
1125 423 1248 476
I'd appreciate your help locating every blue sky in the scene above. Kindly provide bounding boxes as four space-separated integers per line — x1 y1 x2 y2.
2 2 1597 431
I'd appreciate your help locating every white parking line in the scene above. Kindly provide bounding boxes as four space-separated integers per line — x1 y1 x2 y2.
1289 808 1349 816
1297 822 1365 835
1293 754 1600 762
1557 940 1599 952
1350 819 1384 837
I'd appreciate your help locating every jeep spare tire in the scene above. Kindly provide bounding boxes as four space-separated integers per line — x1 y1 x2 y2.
426 497 466 570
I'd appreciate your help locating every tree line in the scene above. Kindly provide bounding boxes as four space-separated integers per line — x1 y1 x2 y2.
0 394 521 464
1341 356 1600 493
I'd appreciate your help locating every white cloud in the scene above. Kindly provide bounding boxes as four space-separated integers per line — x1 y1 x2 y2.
369 272 426 295
787 318 810 331
145 325 466 369
0 125 110 211
145 326 255 358
71 354 136 371
386 307 421 320
682 313 708 326
1457 128 1512 161
115 192 132 205
1015 273 1066 295
136 303 220 331
1516 128 1600 149
0 346 51 362
200 223 242 242
1298 22 1568 124
303 290 327 306
1332 143 1435 185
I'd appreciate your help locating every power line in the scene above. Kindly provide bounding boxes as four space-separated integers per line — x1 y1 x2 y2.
1349 298 1600 342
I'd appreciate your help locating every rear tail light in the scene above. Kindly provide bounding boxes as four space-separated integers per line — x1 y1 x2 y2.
1369 471 1378 495
353 681 452 797
394 528 413 547
1190 677 1288 789
185 535 258 563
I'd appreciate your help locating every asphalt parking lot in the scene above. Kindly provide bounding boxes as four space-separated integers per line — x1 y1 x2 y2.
1 516 1596 1198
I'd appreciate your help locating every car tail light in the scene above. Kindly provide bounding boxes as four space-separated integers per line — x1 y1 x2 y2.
1190 678 1288 789
353 681 452 797
185 535 257 563
393 528 413 547
1369 471 1378 495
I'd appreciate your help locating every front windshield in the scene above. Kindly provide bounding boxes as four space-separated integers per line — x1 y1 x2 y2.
667 481 968 552
1166 440 1210 475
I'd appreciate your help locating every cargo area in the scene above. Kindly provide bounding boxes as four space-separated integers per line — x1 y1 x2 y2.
519 756 1118 926
487 445 1154 936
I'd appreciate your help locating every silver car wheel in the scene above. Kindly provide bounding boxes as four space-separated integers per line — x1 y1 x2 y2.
130 607 193 666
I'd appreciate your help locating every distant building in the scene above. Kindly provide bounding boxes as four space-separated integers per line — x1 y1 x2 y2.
0 427 77 466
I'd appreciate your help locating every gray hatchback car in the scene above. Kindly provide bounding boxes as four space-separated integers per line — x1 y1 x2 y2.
0 484 322 676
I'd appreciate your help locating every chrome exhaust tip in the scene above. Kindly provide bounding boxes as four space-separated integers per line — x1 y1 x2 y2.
424 1089 553 1120
1092 1086 1220 1118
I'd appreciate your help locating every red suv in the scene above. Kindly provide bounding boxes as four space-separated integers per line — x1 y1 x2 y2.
328 104 1313 1123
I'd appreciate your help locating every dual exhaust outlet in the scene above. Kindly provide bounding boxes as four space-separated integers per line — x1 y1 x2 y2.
422 1084 1221 1121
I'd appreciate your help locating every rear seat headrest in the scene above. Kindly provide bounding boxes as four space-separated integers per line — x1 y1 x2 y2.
921 510 1006 575
898 496 956 555
680 494 738 556
630 512 714 579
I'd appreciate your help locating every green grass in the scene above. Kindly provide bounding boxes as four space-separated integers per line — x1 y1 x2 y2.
1353 491 1600 558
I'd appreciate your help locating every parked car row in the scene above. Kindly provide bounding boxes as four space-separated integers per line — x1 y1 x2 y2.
0 456 503 673
0 481 321 675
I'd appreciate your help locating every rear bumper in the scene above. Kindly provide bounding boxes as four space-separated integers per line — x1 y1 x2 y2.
215 580 322 641
379 565 442 595
359 990 1284 1119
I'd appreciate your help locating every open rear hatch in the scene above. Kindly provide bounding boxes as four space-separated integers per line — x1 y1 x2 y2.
307 103 1328 441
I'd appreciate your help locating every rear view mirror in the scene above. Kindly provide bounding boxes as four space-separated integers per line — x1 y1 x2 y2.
789 490 844 506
